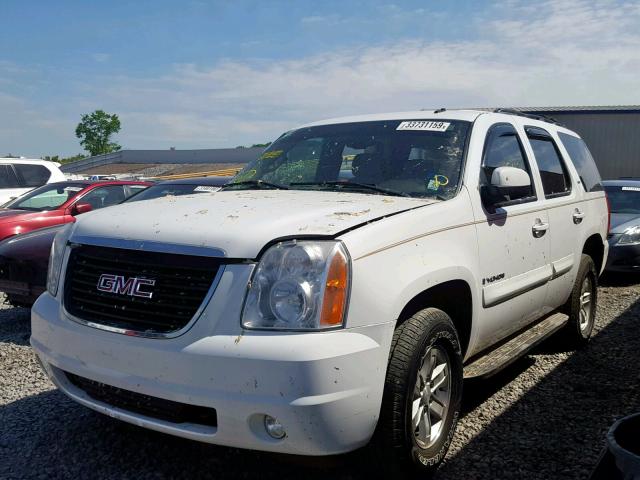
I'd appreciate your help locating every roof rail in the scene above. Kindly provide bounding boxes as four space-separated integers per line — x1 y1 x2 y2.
493 108 561 125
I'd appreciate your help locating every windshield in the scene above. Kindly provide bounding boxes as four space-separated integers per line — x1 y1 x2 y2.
228 119 471 199
126 183 222 202
5 182 86 211
605 185 640 214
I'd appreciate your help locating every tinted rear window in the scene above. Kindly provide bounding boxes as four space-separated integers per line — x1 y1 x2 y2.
528 136 571 197
0 164 22 188
14 164 51 187
557 132 603 192
604 185 640 215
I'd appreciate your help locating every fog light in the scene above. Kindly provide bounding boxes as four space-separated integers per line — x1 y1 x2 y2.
264 415 286 439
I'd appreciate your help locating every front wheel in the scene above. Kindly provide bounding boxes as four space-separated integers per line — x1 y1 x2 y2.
375 308 463 475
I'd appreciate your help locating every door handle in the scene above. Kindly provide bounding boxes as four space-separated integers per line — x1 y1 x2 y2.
532 219 549 238
573 209 585 224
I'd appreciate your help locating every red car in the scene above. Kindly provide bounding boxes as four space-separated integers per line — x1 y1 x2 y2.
0 180 151 241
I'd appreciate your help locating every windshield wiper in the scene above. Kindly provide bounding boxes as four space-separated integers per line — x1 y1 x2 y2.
222 180 289 191
290 181 410 197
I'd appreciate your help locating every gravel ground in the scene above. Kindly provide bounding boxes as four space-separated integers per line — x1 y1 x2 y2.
1 276 639 479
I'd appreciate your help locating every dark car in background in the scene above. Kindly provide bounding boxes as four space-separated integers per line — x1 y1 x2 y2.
0 176 231 306
604 179 640 273
0 225 62 306
125 175 231 202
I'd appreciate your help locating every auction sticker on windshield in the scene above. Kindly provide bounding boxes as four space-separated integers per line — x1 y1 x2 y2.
396 121 450 132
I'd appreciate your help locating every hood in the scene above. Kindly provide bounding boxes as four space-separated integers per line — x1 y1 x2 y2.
610 213 640 234
71 190 432 258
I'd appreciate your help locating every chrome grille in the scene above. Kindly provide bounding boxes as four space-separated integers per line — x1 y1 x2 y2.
64 244 221 335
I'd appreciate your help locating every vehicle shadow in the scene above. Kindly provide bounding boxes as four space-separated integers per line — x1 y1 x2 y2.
599 272 639 287
435 295 640 480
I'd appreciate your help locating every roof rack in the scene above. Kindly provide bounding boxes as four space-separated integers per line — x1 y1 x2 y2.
492 108 561 125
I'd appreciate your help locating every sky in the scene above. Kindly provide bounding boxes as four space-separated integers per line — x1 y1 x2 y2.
1 0 639 157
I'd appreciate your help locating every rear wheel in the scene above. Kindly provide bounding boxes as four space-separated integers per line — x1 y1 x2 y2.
375 308 463 475
561 254 597 347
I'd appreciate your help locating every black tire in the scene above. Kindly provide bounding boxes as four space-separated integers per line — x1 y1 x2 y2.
561 254 597 348
374 308 463 475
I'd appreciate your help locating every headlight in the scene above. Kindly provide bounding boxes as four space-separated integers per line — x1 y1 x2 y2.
242 240 350 330
619 226 640 245
46 223 73 296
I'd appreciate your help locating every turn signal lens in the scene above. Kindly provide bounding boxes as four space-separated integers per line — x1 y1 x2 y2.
320 247 349 327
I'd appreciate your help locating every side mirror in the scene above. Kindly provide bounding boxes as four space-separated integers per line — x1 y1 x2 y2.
481 167 531 208
491 166 531 189
72 202 93 215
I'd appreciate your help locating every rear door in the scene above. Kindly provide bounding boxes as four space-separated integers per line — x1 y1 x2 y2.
470 119 551 350
521 126 578 311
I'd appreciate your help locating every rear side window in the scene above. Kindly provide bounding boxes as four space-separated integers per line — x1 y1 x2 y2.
14 164 51 187
557 132 603 192
526 128 571 198
0 165 22 188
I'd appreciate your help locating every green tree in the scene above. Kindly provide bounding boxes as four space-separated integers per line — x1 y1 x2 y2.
75 110 122 156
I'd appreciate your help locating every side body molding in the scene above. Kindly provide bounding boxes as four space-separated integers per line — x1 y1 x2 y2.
551 253 574 278
483 264 553 308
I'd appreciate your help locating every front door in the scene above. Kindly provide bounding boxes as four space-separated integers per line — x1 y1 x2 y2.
471 121 551 352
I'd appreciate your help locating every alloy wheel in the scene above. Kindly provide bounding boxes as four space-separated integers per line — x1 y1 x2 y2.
412 345 451 449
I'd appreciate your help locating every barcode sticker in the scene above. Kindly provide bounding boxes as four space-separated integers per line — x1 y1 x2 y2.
397 121 450 132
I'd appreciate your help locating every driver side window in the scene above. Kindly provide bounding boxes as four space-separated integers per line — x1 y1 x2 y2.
78 186 126 210
481 124 536 206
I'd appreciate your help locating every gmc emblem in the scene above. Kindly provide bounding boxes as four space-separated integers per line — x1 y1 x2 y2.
97 274 156 299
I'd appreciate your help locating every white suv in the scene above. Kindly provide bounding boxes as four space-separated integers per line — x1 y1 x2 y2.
31 109 608 474
0 158 66 205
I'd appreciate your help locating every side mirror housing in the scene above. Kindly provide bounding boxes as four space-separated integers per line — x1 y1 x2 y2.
481 166 532 208
491 166 531 189
72 202 93 215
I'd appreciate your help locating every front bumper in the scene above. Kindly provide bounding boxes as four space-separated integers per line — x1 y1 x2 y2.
31 290 394 456
605 238 640 272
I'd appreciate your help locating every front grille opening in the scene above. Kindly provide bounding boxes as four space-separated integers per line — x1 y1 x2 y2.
63 245 221 335
65 371 218 427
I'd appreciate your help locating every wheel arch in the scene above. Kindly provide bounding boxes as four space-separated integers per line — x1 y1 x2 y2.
396 279 474 359
582 233 605 275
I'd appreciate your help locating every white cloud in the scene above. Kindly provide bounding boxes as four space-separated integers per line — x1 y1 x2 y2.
1 0 640 155
91 53 111 63
96 0 640 148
